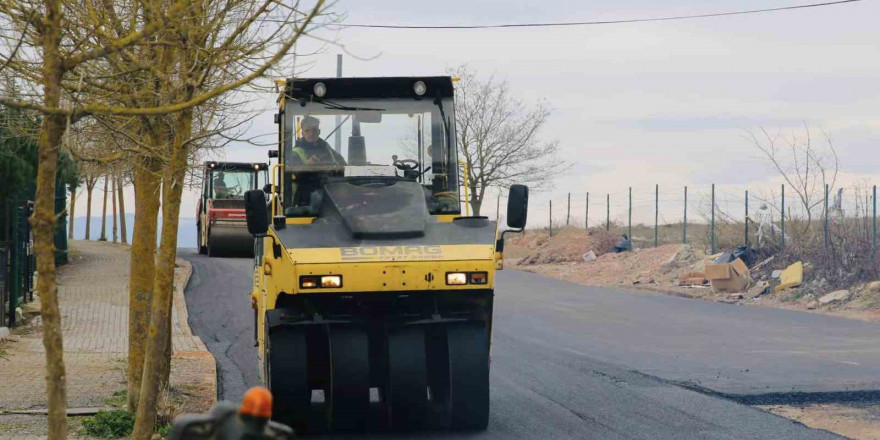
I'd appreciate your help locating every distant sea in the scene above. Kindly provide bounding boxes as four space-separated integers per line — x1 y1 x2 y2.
70 215 198 249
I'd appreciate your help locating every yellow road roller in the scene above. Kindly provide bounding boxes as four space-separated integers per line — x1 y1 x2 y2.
244 76 528 433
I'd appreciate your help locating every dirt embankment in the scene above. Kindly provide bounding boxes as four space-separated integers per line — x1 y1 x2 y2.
506 228 880 322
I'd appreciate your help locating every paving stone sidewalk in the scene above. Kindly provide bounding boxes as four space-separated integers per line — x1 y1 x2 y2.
0 240 216 439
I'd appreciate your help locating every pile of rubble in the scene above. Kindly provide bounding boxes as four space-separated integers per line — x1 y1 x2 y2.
517 227 620 265
507 228 880 315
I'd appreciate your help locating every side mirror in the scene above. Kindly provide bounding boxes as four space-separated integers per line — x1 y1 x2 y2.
262 184 273 194
506 184 529 230
245 189 269 235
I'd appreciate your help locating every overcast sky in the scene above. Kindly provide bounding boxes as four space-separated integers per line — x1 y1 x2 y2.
76 0 880 227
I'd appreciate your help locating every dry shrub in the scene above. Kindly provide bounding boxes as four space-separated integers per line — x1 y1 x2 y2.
156 386 186 426
587 228 620 256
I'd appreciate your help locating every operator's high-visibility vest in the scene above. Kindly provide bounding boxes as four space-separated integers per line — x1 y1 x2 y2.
292 140 341 165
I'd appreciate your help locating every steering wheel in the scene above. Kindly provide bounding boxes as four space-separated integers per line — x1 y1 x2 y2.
227 185 242 196
392 155 419 171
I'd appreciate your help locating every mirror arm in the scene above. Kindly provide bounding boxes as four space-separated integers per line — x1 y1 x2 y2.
496 227 525 253
254 233 283 259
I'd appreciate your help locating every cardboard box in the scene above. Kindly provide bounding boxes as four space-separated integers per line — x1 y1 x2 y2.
705 258 751 293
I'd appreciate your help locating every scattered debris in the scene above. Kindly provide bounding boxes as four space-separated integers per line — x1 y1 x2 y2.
774 261 804 293
612 235 632 253
751 256 775 271
507 228 875 316
731 245 757 267
705 258 752 294
678 270 707 286
746 280 771 299
818 290 851 305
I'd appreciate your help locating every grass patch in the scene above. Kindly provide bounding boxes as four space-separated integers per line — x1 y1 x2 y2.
80 410 134 439
156 423 173 438
0 341 10 359
104 389 127 408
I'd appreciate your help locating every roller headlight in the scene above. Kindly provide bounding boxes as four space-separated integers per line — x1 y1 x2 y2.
446 271 489 286
300 274 342 289
446 272 467 285
321 275 342 288
413 80 427 96
313 82 327 97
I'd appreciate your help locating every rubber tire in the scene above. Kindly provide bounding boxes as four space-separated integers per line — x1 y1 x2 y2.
266 326 310 432
328 326 370 432
447 322 490 430
387 326 428 430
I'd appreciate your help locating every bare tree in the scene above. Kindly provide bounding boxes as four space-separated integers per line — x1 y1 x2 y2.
747 124 839 232
2 0 330 435
451 65 565 215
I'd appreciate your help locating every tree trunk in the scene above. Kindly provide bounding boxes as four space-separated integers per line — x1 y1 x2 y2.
127 159 160 412
32 0 68 437
68 185 76 239
85 184 93 240
118 175 127 244
132 110 193 440
111 175 118 243
99 177 108 241
470 184 483 216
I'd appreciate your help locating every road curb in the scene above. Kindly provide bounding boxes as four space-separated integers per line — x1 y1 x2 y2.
173 256 218 406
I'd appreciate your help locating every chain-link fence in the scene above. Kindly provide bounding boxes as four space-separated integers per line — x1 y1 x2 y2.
521 184 879 258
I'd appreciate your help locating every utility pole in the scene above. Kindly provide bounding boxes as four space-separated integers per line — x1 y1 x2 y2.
334 54 343 154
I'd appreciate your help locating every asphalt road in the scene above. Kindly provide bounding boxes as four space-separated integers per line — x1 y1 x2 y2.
181 249 880 439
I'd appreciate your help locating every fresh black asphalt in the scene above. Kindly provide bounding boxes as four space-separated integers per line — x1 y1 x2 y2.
181 250 880 439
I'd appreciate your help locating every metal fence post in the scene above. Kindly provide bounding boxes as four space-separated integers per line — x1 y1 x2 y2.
711 184 716 255
781 184 786 249
683 186 688 244
9 197 19 326
606 194 610 231
549 200 553 237
628 187 632 240
654 184 659 247
745 190 749 246
873 185 877 257
566 193 571 226
585 192 589 230
824 183 830 250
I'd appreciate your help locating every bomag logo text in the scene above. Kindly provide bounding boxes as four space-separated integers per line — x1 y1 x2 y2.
340 246 443 261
